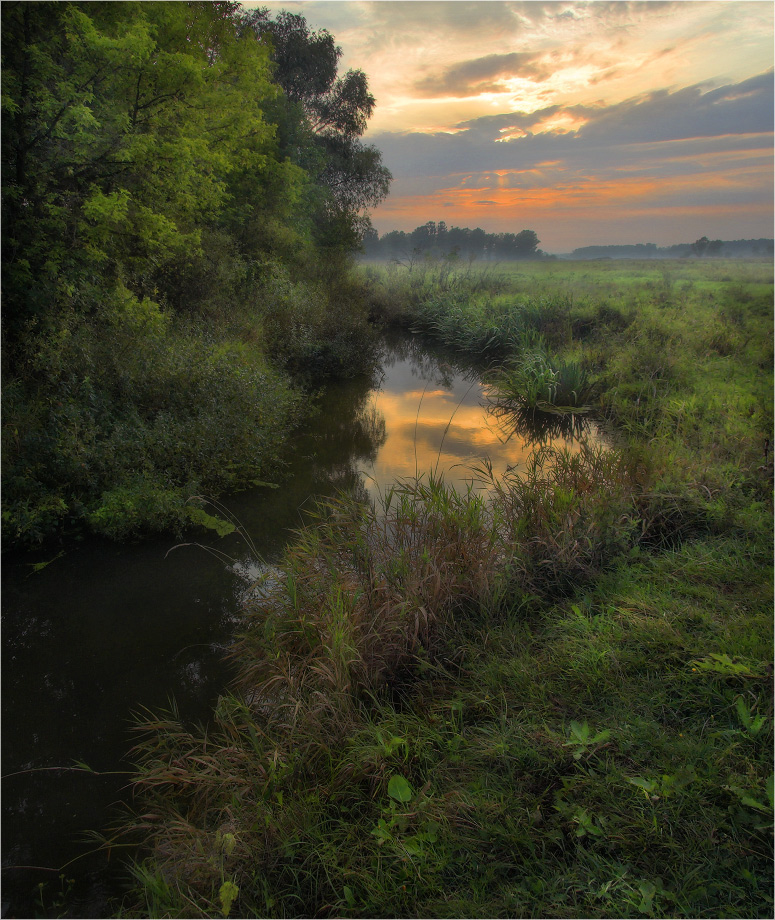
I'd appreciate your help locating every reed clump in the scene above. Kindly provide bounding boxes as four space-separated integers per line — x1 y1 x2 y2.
122 449 646 917
232 475 499 735
481 443 638 597
491 348 595 413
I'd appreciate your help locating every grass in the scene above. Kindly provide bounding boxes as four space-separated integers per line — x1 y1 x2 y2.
115 258 772 918
492 347 595 414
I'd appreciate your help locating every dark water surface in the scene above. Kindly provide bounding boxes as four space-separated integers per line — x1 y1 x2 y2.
2 333 599 917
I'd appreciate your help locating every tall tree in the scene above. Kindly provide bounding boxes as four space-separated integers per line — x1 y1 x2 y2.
2 1 297 337
240 8 391 250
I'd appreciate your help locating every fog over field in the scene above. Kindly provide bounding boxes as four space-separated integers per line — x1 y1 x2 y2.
251 1 774 251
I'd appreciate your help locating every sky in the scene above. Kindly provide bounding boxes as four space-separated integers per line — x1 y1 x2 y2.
246 1 774 252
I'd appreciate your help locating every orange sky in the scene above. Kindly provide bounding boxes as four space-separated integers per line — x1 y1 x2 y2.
249 1 774 251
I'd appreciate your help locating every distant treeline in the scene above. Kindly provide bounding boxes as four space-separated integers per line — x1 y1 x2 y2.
565 238 774 260
361 224 774 261
361 221 552 261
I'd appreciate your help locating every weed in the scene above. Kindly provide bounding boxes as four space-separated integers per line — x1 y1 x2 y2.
563 719 612 760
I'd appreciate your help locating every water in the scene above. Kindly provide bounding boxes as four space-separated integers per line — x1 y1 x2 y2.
1 332 600 917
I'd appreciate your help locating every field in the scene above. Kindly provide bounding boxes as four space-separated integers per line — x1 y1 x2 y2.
121 259 773 918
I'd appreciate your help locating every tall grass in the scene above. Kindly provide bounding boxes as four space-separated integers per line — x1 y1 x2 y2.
119 448 771 918
492 349 595 413
117 258 772 918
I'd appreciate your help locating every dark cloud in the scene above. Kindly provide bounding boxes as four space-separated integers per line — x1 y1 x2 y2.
415 51 550 96
454 106 564 136
373 71 774 184
573 70 774 145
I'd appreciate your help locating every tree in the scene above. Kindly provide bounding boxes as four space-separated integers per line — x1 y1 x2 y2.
1 1 295 336
241 8 391 250
514 229 540 257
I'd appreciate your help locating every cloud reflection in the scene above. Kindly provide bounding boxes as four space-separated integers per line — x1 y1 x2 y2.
358 350 601 497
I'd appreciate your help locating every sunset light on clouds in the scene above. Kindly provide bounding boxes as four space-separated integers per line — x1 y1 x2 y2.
248 1 774 251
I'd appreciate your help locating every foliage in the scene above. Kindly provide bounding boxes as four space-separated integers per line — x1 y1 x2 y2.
1 1 388 548
1 309 306 544
240 8 391 252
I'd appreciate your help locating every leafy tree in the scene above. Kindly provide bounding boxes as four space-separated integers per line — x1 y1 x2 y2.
240 8 391 251
514 229 540 256
410 221 437 250
2 1 388 547
2 0 298 339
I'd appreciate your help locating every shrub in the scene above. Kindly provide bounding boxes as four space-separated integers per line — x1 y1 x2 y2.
1 299 306 546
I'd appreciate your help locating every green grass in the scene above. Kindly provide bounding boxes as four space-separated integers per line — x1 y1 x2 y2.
116 258 772 918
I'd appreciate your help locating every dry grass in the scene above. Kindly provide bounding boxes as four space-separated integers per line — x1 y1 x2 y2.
232 475 499 736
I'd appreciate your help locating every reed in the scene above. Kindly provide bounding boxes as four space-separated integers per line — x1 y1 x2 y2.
492 350 595 414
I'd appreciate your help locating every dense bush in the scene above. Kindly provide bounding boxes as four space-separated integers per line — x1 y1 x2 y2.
1 299 306 544
1 3 389 548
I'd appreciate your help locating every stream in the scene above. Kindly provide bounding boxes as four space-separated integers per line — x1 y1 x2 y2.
1 331 601 917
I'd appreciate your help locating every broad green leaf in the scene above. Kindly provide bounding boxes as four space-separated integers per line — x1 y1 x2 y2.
387 774 413 803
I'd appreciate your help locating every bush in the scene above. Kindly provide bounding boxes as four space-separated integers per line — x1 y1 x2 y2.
1 293 306 547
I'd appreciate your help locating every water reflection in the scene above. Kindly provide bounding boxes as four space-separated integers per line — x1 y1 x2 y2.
489 404 593 450
358 332 601 496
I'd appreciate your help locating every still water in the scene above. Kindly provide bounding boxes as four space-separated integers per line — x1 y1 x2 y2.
1 332 599 917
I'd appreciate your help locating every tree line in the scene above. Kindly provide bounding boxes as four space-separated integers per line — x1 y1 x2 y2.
360 220 550 262
567 238 774 260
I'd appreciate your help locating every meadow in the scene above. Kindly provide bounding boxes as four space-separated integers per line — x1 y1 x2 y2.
119 258 772 918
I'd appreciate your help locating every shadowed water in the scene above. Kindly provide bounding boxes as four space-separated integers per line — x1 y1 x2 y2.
1 331 600 917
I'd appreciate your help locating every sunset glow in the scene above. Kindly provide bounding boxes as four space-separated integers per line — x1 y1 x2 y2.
355 371 598 496
249 1 774 251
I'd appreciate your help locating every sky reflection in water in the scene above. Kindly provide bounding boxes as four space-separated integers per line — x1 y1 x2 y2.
356 335 601 498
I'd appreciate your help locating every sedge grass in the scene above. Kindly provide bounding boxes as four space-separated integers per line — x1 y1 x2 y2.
117 258 772 918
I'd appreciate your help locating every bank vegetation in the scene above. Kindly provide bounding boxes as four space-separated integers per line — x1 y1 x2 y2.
120 256 773 918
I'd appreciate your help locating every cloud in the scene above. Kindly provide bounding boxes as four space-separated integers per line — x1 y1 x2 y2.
358 1 525 40
373 71 774 181
369 70 773 246
572 71 774 146
250 1 773 246
414 52 550 96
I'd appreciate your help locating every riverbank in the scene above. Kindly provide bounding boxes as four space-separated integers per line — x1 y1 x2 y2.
1 266 379 549
6 331 588 918
119 259 772 918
